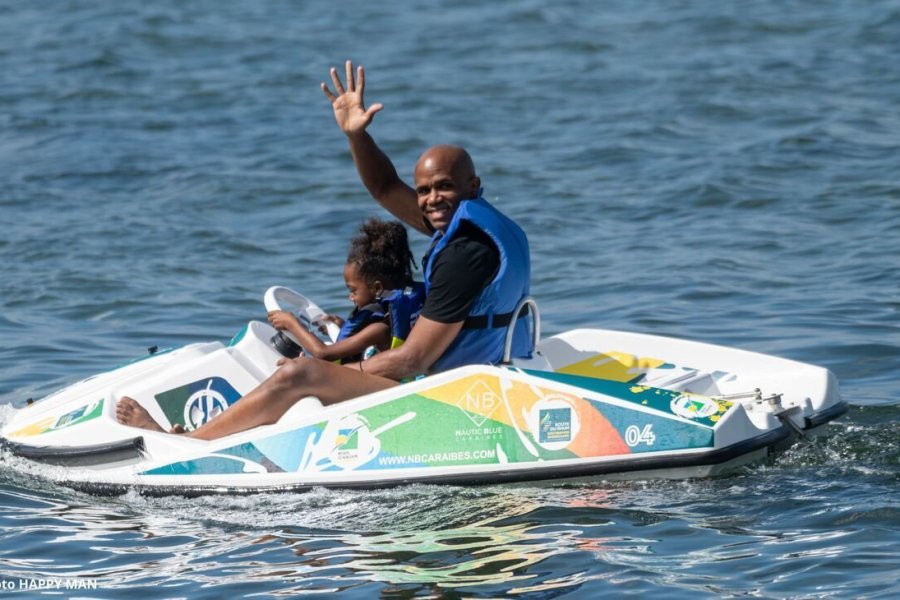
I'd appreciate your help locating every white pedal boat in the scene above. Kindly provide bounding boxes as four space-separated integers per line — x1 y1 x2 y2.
0 287 846 495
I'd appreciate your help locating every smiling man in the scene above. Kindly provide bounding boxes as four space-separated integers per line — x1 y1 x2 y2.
321 61 532 375
115 61 531 440
412 145 531 373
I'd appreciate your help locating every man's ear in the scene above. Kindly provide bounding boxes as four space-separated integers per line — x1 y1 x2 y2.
469 176 481 197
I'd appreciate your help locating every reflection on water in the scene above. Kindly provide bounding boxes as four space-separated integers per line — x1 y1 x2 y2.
0 470 634 594
139 487 616 594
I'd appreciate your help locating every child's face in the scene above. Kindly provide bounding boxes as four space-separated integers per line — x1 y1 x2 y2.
343 262 378 308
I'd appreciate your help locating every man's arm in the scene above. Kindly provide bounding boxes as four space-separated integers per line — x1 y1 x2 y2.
354 316 464 380
345 131 426 234
350 228 500 379
322 61 428 235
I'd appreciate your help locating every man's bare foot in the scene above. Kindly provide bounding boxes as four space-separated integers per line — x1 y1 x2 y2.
116 396 166 433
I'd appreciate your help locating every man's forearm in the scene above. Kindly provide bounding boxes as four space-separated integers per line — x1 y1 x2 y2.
345 132 427 234
358 344 422 381
360 317 464 380
347 131 400 201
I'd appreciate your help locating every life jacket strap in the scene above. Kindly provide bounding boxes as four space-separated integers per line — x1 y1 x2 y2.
462 303 529 330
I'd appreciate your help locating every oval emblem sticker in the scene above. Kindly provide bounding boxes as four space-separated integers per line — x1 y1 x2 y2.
670 394 720 420
184 381 230 430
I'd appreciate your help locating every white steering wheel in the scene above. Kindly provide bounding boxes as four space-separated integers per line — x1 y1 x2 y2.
263 286 341 344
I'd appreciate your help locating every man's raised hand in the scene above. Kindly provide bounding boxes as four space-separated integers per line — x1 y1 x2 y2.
321 60 384 136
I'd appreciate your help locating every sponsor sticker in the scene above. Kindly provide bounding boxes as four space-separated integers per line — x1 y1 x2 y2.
539 408 572 444
670 394 720 420
54 405 87 429
529 395 580 451
335 427 360 451
155 377 241 431
9 399 104 438
327 414 379 470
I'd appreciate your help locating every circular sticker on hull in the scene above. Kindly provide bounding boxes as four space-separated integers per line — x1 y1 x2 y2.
184 384 229 430
528 395 580 451
670 394 719 420
328 414 379 470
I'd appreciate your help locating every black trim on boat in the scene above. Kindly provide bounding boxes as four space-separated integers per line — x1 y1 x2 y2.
804 400 848 430
0 436 146 467
67 426 793 497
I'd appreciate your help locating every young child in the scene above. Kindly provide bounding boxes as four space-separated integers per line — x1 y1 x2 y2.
268 218 425 365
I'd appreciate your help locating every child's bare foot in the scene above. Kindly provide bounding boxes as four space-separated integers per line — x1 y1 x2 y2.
116 396 165 433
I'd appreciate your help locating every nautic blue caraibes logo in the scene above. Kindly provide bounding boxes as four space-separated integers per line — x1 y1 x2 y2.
155 377 242 431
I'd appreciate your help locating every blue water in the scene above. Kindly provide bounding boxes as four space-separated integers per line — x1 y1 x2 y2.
2 0 899 597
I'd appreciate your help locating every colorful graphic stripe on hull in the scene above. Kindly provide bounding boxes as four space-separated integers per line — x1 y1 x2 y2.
141 371 724 477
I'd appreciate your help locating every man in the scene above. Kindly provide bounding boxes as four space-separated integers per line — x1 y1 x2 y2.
116 61 530 440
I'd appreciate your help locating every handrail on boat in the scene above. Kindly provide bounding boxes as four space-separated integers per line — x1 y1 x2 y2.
502 296 541 364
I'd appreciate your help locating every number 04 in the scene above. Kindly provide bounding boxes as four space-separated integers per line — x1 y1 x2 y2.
624 424 656 447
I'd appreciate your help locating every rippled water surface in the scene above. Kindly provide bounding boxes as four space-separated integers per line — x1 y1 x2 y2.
1 1 898 597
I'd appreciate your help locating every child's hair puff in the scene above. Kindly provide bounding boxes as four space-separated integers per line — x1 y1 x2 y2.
347 218 415 291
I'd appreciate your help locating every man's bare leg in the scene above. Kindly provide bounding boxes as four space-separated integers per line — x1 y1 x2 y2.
116 357 398 441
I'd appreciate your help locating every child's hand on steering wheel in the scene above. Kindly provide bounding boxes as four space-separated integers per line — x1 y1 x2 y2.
267 310 300 332
317 314 344 334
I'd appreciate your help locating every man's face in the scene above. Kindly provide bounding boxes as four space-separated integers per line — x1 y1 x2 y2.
414 156 477 232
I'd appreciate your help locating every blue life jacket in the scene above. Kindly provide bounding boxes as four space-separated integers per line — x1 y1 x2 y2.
423 195 531 372
334 283 426 363
382 282 427 349
335 304 384 342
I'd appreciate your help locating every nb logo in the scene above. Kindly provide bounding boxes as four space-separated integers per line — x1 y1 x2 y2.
457 379 500 427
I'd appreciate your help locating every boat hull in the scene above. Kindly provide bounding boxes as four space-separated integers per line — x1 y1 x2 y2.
1 321 846 495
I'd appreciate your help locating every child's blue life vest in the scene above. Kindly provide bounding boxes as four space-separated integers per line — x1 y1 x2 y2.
335 283 426 362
